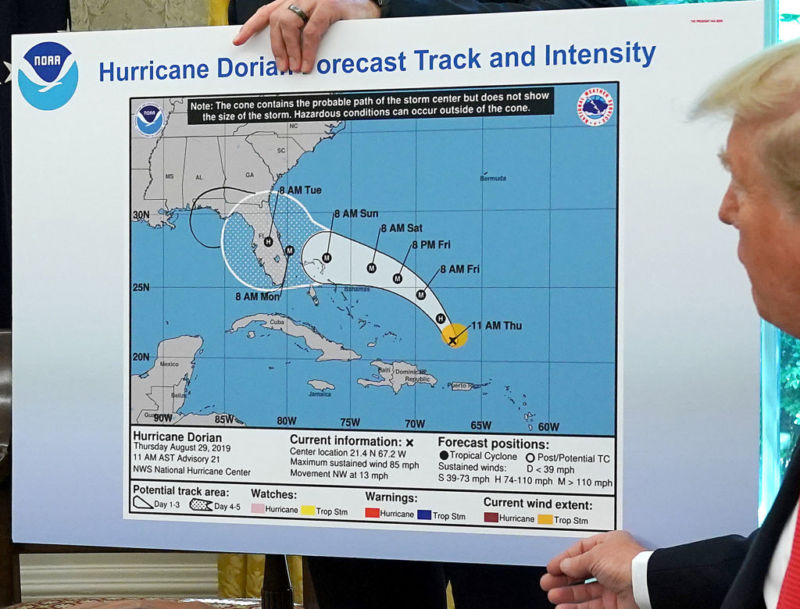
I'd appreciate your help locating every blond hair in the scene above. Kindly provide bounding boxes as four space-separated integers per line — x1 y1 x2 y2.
697 41 800 208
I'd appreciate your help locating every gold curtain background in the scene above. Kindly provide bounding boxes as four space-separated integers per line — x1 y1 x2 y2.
70 0 209 30
217 554 304 603
208 0 229 24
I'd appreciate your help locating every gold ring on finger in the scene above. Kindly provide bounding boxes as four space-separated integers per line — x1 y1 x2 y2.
287 4 310 24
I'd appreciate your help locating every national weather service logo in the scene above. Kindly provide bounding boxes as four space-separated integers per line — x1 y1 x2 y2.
134 103 165 137
18 42 78 111
577 88 614 127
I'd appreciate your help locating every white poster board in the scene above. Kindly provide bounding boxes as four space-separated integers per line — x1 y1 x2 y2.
12 2 763 564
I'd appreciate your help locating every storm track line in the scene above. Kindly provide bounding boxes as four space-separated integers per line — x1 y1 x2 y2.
220 189 466 346
301 231 459 338
190 185 255 249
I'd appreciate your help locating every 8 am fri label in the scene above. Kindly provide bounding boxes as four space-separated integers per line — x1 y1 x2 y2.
128 427 616 533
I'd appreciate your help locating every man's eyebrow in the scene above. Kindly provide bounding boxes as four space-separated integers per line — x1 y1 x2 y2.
718 148 731 170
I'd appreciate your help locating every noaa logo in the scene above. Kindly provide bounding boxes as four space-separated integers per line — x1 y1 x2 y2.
18 42 78 111
134 103 165 137
577 88 614 127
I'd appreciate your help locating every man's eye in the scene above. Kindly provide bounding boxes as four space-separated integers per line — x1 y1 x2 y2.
729 180 746 197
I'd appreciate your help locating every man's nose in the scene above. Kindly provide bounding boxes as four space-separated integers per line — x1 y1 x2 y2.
718 187 737 226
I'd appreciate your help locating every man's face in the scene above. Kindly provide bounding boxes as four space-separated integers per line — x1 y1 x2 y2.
718 119 800 338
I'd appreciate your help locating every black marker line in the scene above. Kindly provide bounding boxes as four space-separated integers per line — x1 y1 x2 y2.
266 197 277 244
189 185 255 249
422 267 441 294
452 325 470 340
397 242 414 275
326 213 335 253
371 228 382 264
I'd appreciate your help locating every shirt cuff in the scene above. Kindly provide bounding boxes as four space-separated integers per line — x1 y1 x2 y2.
632 550 655 609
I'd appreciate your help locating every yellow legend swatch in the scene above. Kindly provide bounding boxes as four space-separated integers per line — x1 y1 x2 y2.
301 505 316 516
538 514 554 525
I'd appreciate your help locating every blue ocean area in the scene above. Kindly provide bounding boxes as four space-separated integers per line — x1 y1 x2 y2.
131 83 618 435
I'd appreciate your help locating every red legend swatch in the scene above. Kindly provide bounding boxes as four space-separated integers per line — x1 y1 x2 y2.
365 507 380 518
484 512 499 523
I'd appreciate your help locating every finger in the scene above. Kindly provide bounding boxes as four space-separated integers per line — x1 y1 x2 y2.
280 16 304 72
540 572 584 591
559 547 601 582
299 5 334 73
548 581 606 606
269 6 296 73
546 534 608 575
233 2 279 45
553 599 608 609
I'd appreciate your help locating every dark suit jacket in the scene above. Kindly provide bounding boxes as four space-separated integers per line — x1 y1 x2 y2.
647 442 800 609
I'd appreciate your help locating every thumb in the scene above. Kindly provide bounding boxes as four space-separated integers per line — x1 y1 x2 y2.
559 550 596 581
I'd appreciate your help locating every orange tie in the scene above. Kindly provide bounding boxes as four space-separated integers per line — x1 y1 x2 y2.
778 510 800 608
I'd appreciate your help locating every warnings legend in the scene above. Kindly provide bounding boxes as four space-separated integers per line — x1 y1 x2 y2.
127 427 616 533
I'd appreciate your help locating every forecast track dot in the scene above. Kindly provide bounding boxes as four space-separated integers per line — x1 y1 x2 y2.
441 323 468 348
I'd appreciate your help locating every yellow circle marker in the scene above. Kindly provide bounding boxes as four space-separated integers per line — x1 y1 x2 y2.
441 323 468 349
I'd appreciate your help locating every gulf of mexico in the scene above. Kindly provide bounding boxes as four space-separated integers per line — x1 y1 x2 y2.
132 209 229 417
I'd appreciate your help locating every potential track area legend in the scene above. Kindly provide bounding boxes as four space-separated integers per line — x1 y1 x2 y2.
128 427 615 532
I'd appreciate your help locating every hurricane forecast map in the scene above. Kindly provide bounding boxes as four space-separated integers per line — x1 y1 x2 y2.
128 83 619 534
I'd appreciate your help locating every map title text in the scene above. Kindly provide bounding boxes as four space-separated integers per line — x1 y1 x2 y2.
98 41 656 83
